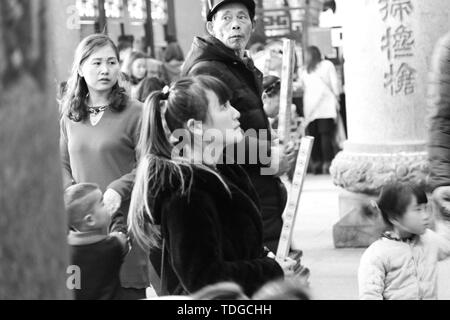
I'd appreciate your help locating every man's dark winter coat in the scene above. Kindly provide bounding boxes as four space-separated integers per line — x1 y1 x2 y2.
149 164 284 296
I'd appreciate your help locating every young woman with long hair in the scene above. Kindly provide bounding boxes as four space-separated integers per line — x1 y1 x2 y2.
123 51 149 99
60 33 149 300
128 75 299 296
301 46 341 174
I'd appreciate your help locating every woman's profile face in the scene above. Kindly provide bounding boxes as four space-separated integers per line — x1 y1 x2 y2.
131 58 147 81
79 45 120 94
262 92 280 118
203 89 243 148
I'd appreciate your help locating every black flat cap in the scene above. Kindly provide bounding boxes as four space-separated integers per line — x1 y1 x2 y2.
207 0 256 22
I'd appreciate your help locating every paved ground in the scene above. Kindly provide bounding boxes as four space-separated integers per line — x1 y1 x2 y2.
290 174 450 300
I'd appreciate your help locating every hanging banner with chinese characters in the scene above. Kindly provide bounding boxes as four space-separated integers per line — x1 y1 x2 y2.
379 0 416 96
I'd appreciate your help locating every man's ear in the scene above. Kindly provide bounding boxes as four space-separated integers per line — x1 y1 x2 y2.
206 21 215 36
84 214 95 228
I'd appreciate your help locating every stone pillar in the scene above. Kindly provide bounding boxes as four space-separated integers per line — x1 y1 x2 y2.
0 0 71 299
330 0 450 248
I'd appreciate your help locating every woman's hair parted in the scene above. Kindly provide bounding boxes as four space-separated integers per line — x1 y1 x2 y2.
306 46 323 74
61 34 127 122
377 182 428 227
128 75 232 250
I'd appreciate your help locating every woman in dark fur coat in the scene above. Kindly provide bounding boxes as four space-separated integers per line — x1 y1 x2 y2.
128 75 299 296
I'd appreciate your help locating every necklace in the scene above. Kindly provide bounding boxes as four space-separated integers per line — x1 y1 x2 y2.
88 105 109 126
88 105 109 116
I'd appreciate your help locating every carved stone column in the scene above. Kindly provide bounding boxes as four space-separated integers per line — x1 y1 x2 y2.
330 0 450 247
0 0 75 299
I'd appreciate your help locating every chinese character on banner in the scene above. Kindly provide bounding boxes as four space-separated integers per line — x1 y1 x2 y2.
384 63 416 96
381 25 414 59
379 0 413 22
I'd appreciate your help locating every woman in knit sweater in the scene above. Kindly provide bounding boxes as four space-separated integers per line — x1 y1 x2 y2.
60 34 148 299
300 46 341 174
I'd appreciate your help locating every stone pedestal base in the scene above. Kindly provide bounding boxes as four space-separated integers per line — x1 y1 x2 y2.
333 190 386 248
330 143 429 195
330 143 429 248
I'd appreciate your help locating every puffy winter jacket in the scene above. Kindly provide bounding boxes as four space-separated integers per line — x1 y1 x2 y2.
428 31 450 191
358 226 450 300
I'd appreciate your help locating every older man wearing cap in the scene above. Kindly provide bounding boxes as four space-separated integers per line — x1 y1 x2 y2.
182 0 296 253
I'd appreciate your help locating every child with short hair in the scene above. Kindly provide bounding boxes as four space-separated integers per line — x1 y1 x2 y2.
262 75 300 181
358 182 450 300
65 183 129 300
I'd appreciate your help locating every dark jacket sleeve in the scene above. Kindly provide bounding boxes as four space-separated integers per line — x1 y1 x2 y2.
162 189 284 295
428 32 450 190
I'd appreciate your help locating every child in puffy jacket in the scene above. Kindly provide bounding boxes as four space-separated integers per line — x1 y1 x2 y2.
358 182 450 300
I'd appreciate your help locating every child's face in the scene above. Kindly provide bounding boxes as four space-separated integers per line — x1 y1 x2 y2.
203 89 244 147
88 189 111 230
395 196 430 235
263 92 280 118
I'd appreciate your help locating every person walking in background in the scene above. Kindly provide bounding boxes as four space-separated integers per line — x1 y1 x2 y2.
300 46 341 175
123 51 149 100
60 34 149 300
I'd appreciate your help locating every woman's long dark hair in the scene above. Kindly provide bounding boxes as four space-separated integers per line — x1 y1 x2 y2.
61 34 127 122
128 75 232 249
306 46 323 74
